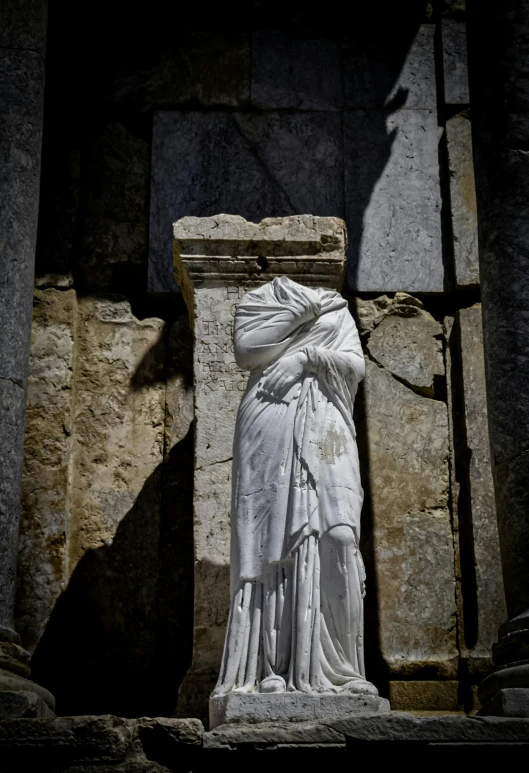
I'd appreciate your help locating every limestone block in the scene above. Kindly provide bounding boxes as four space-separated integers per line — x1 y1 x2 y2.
78 121 150 290
442 19 469 105
251 30 341 110
446 114 479 287
356 301 456 679
108 30 249 110
210 692 390 729
71 297 165 560
343 24 436 110
16 290 76 651
367 304 444 397
204 719 346 749
344 109 443 292
389 680 460 712
149 111 344 292
445 307 506 680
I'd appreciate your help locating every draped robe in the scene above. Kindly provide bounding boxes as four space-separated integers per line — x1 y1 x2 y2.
214 276 375 696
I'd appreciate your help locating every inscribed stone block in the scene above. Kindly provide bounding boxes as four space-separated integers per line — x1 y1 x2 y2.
149 111 344 292
446 114 479 287
343 25 436 110
445 307 506 680
251 30 341 110
344 109 443 292
442 19 470 105
16 290 76 651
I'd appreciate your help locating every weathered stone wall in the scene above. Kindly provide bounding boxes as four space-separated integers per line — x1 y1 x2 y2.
14 0 505 718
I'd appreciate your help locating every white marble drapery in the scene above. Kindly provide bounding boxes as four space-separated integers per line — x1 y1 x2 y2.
214 277 377 696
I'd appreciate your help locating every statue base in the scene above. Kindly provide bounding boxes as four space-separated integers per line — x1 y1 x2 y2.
210 691 390 729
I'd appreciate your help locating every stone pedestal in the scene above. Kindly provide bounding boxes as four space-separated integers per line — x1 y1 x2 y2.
210 692 390 729
172 215 347 722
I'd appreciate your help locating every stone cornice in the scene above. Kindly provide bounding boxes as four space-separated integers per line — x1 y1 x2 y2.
173 215 346 295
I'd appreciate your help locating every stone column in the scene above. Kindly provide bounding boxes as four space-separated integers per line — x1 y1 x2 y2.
173 214 346 722
467 2 529 716
0 1 54 714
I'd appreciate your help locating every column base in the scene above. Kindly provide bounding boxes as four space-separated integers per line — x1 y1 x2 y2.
0 668 55 712
480 688 529 718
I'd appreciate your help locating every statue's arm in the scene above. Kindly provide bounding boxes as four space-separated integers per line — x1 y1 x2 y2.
304 347 365 384
234 306 317 371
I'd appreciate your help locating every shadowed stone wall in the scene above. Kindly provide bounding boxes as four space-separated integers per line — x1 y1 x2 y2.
13 0 504 719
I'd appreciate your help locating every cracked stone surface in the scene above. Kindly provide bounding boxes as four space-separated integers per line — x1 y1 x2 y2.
366 301 444 397
355 296 456 680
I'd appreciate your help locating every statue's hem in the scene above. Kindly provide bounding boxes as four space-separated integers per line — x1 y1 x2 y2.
210 691 390 729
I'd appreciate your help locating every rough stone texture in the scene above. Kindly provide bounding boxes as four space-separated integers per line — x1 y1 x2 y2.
445 307 506 682
344 109 443 292
0 0 47 52
251 30 341 110
367 305 444 397
446 114 479 287
334 712 529 745
78 121 150 291
149 111 344 292
71 297 165 564
0 42 45 639
442 19 470 105
0 716 203 771
0 691 54 720
107 31 250 111
204 719 347 749
204 712 529 749
355 296 456 683
210 693 390 729
388 681 460 712
16 290 76 652
343 24 436 110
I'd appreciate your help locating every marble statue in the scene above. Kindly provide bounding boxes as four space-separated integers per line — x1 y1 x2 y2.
213 276 378 698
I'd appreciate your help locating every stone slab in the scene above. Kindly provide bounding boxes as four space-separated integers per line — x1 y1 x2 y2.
367 306 444 396
149 111 344 292
445 308 505 681
344 109 443 292
210 692 390 729
354 296 456 680
446 114 479 287
343 24 436 110
251 30 341 110
442 19 470 105
334 712 529 745
389 681 460 712
0 0 47 53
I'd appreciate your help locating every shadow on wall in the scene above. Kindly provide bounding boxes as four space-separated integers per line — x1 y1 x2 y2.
32 426 194 718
